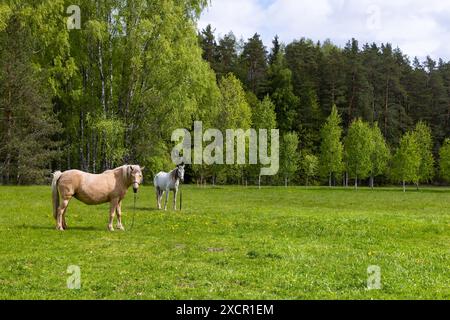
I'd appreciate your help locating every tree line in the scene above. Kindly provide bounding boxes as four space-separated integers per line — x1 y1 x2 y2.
0 1 449 187
197 25 450 188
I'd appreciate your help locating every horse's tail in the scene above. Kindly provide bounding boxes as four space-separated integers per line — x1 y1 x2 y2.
153 173 159 187
52 171 62 220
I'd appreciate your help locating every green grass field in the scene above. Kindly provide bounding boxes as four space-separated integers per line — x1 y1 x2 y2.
0 185 449 299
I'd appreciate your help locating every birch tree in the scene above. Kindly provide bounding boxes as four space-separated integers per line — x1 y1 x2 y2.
390 132 421 192
319 105 343 187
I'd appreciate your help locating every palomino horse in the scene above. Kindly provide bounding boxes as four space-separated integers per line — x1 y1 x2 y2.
51 165 144 231
153 163 185 210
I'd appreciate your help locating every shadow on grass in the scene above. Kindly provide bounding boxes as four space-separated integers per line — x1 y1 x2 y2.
123 206 159 212
15 224 102 231
277 186 450 194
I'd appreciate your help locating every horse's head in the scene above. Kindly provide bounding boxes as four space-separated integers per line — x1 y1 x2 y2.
129 165 144 193
177 162 185 182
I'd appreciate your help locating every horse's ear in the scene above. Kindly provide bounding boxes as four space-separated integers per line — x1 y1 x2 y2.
140 166 145 171
129 165 134 172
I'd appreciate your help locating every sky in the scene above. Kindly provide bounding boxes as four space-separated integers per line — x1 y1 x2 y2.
198 0 450 62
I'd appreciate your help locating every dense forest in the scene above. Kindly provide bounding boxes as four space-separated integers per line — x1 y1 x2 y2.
1 0 450 187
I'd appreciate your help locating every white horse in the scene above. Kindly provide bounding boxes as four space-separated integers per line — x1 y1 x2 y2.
153 163 185 210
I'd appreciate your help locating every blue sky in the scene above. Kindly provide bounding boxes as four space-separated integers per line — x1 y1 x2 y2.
198 0 450 62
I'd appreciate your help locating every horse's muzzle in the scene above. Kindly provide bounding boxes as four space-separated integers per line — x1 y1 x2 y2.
133 187 138 193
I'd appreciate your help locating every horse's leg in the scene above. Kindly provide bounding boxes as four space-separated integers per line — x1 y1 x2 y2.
173 189 177 210
116 200 125 231
164 189 169 211
156 188 161 209
62 206 68 230
57 198 70 231
108 199 118 231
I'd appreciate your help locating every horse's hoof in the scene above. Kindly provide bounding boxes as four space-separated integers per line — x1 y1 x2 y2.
56 226 64 231
117 225 125 231
108 226 114 232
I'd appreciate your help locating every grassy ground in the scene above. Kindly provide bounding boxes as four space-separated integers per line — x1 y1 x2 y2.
0 185 449 299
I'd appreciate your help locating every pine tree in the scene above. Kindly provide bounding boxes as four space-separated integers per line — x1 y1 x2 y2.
240 33 268 97
199 24 218 67
267 52 299 133
268 35 281 66
0 14 61 184
216 31 239 79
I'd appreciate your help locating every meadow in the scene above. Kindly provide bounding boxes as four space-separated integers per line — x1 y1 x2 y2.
0 185 449 299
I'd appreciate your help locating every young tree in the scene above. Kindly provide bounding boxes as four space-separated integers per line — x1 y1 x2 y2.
301 153 319 186
256 95 277 187
344 118 374 189
369 123 390 188
390 132 421 192
280 132 300 187
412 121 434 188
218 74 252 184
319 105 343 187
439 139 450 182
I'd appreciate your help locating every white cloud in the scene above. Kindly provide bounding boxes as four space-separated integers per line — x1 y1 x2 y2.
198 0 450 61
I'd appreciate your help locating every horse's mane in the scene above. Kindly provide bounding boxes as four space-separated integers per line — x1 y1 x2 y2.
121 165 130 182
169 167 178 182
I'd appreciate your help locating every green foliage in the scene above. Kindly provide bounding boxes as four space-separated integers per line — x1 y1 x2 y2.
267 52 299 133
280 132 300 184
218 74 252 130
1 2 450 187
412 121 435 184
301 153 319 185
344 118 374 184
92 117 126 168
390 132 421 187
0 9 61 184
240 33 268 97
439 139 450 182
319 105 343 180
370 123 390 177
0 3 11 32
252 96 277 130
217 74 252 183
